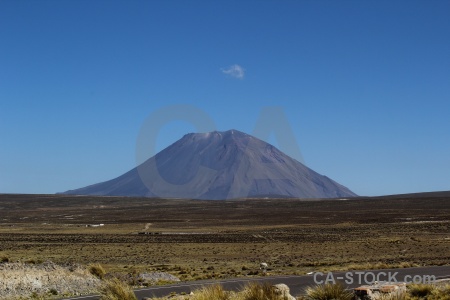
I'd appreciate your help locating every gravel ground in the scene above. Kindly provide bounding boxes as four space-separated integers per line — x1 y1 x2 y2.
0 261 100 299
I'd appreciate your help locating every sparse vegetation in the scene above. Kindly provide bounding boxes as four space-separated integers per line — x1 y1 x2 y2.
404 283 450 300
305 283 353 300
374 283 450 300
99 278 137 300
0 195 449 299
1 196 448 280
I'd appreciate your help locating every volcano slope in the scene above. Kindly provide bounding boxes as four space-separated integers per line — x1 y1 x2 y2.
64 130 357 199
0 193 449 281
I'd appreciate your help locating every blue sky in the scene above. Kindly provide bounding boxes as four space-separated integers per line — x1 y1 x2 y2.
1 0 449 196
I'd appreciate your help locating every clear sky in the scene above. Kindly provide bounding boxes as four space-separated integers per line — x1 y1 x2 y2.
1 0 449 196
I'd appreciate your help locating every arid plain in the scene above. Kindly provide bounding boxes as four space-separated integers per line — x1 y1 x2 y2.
0 194 449 281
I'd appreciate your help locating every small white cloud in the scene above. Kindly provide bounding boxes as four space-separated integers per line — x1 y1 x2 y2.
221 64 245 79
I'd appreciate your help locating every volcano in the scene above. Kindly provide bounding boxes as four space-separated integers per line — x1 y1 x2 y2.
64 130 357 199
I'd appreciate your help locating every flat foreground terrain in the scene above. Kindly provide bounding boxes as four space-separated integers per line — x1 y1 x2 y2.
0 194 449 281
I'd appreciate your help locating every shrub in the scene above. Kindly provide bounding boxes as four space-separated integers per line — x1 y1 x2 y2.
30 291 46 299
49 288 58 295
26 259 37 264
99 278 137 300
89 263 106 279
305 283 353 300
0 256 9 263
408 283 435 298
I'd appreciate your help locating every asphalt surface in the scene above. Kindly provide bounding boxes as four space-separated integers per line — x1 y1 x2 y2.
65 265 450 300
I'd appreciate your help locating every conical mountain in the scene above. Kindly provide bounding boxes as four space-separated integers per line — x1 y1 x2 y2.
64 129 357 199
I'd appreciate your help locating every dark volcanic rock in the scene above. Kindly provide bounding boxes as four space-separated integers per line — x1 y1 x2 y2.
64 129 357 199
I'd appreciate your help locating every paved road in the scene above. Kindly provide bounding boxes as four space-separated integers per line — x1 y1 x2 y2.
66 265 450 300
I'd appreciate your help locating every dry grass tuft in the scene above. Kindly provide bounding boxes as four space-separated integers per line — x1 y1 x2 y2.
240 282 290 300
407 283 450 300
432 284 450 300
191 284 231 300
99 278 137 300
305 283 353 300
89 263 106 279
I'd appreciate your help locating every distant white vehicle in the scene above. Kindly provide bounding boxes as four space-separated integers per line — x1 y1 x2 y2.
86 224 105 227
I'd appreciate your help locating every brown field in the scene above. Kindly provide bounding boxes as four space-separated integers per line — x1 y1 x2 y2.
0 194 449 281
